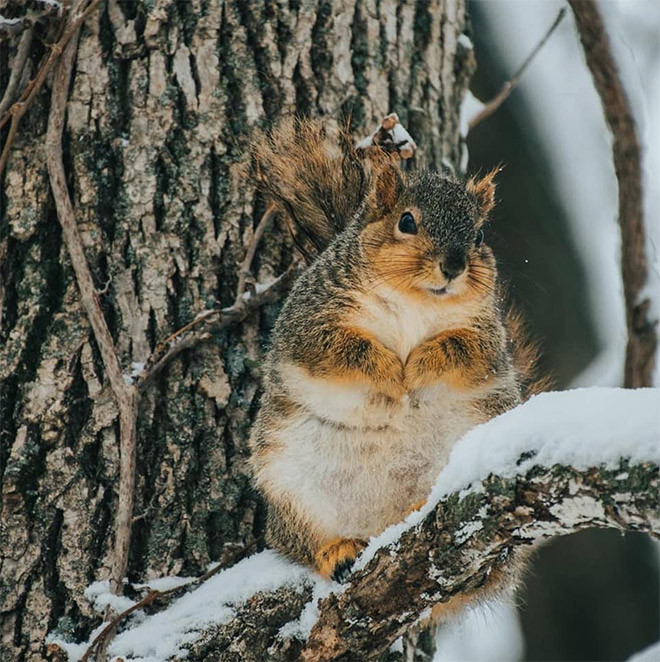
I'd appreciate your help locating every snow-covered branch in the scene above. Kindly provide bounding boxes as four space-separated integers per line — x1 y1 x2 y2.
50 388 659 662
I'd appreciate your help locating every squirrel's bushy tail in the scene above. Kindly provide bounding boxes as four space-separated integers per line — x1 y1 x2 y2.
506 309 553 399
251 118 371 262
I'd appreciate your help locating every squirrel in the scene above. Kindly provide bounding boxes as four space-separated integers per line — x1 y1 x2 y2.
248 114 538 588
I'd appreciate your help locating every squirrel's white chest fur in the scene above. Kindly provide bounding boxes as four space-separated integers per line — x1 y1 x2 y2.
258 385 481 539
257 286 496 540
355 285 478 362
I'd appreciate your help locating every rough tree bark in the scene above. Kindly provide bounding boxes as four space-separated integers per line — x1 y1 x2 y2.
0 1 474 659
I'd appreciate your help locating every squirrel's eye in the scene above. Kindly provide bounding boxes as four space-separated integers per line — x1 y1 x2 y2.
474 228 484 247
398 212 417 235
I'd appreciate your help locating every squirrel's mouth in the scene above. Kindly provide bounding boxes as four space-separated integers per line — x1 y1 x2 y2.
426 286 449 296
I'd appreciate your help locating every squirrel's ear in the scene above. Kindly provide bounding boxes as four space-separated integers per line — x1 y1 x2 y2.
467 166 501 217
373 160 404 215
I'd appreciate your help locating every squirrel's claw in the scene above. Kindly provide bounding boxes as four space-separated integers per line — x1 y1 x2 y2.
356 112 417 160
315 537 365 582
331 557 356 583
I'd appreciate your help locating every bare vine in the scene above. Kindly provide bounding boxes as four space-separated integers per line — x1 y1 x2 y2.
0 0 103 177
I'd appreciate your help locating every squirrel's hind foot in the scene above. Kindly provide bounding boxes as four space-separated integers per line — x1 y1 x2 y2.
315 537 366 582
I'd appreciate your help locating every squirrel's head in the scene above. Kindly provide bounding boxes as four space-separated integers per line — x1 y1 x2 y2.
361 164 500 303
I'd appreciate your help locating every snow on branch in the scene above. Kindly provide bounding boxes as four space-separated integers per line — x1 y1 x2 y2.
49 388 659 662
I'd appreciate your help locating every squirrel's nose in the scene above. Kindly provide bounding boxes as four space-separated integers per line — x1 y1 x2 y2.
441 255 466 281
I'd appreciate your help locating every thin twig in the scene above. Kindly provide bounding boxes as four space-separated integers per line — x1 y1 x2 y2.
0 0 61 40
80 591 161 662
0 28 34 118
139 205 277 369
136 204 295 393
234 204 277 304
0 0 102 177
44 0 136 602
137 259 301 394
468 8 566 132
569 0 656 387
80 543 252 661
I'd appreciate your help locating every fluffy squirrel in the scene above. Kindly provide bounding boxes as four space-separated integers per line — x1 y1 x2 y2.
248 114 537 585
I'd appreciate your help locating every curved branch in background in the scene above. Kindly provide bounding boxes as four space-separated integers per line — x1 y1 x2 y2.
135 259 301 395
569 0 657 387
0 0 102 177
0 28 34 118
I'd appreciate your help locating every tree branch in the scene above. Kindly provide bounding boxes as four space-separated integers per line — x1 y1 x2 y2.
136 201 300 395
181 458 658 662
0 28 34 118
234 204 277 305
468 8 566 132
53 389 657 661
136 258 301 394
569 0 657 387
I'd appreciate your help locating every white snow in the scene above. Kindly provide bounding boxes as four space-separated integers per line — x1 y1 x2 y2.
47 623 107 662
107 550 314 661
123 362 146 385
278 578 335 641
627 640 660 662
460 90 485 137
357 387 659 570
356 114 417 159
84 580 136 615
241 277 277 301
132 575 197 592
458 33 474 50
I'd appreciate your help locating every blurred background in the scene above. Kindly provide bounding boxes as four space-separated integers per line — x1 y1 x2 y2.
435 1 660 660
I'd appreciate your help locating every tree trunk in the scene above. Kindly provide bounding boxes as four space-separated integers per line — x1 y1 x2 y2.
0 1 474 659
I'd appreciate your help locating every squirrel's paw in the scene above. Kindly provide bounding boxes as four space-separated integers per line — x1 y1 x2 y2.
356 113 417 160
375 376 407 403
404 349 436 391
315 537 366 582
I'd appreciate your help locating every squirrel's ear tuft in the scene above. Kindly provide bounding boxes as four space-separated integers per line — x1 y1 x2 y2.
372 158 404 214
467 166 502 217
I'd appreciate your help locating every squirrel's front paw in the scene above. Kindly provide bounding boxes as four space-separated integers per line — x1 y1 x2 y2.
315 537 366 582
404 349 436 391
378 377 407 402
